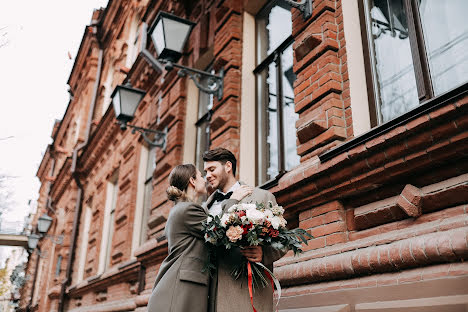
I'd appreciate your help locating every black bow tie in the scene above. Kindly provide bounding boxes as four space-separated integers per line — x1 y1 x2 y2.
208 191 233 208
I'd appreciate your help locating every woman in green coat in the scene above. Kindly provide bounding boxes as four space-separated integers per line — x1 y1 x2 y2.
147 164 250 312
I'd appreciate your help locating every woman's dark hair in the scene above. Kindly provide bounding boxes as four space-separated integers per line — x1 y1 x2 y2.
166 164 197 202
202 147 237 176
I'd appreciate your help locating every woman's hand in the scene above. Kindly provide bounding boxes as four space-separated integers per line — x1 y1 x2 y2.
241 246 263 262
231 185 253 201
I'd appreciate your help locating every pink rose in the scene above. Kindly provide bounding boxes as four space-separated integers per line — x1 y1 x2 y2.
226 225 243 242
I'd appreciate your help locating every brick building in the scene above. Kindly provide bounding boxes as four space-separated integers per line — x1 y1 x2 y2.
20 0 468 311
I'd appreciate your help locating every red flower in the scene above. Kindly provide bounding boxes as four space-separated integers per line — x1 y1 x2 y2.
237 210 246 217
242 223 253 235
269 229 279 238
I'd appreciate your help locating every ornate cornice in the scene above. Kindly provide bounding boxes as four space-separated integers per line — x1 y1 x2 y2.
77 109 120 174
49 157 73 202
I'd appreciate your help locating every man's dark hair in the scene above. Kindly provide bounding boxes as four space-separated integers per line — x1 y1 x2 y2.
203 147 237 176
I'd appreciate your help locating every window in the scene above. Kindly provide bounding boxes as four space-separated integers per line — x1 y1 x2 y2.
255 2 300 185
102 65 115 115
55 255 62 277
195 65 214 172
132 145 156 251
125 17 140 68
98 171 118 273
362 0 468 124
76 205 92 282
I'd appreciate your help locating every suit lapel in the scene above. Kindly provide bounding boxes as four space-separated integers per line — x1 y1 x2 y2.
205 191 216 209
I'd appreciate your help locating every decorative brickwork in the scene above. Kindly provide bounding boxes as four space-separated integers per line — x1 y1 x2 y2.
20 0 468 311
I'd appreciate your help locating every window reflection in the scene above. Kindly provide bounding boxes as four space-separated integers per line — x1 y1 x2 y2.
256 2 298 184
419 0 468 95
195 66 214 172
281 45 300 171
366 0 419 123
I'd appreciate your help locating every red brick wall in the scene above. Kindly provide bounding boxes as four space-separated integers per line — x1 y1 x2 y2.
20 0 468 311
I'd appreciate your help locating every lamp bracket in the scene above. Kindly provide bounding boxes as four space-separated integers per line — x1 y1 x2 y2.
280 0 313 19
162 60 224 101
119 122 167 150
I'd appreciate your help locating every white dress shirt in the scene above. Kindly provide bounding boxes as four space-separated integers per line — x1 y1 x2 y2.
209 181 240 216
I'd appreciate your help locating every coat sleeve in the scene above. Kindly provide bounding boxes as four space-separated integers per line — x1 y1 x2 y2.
184 203 209 240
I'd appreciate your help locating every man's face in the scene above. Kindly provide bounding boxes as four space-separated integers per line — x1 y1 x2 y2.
204 160 230 191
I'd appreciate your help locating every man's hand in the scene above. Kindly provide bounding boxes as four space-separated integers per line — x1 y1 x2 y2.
241 246 263 262
231 185 253 201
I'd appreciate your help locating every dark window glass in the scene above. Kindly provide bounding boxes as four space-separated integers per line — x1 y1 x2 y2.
55 255 62 277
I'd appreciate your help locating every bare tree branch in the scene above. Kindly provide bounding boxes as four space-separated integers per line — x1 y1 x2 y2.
0 26 9 49
0 173 15 215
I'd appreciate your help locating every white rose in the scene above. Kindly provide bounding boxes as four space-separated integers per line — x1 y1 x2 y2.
220 214 230 227
264 209 273 219
246 208 265 224
242 203 257 211
270 216 281 229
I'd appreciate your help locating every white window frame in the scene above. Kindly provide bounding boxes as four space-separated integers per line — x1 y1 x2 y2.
76 205 92 282
98 172 118 273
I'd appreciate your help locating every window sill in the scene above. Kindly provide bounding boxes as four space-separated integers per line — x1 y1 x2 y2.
259 171 286 190
319 82 468 163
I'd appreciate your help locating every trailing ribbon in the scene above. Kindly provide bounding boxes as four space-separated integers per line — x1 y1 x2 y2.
256 262 282 310
247 262 257 312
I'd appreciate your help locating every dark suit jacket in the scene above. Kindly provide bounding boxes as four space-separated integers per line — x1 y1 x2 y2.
147 201 210 312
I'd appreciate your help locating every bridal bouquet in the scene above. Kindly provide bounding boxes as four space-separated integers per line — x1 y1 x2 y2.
202 201 311 289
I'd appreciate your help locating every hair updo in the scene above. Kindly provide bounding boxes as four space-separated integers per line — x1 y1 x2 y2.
166 164 197 202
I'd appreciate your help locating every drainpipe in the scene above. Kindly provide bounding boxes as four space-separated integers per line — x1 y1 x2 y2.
26 247 41 312
46 157 56 214
57 24 103 312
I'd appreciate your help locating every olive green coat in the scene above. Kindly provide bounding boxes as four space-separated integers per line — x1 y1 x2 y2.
206 186 285 312
147 201 211 312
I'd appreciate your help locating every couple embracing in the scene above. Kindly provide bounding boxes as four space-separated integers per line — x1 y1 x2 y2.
147 148 285 312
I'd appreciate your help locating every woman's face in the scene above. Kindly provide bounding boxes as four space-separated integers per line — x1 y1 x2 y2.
193 169 207 196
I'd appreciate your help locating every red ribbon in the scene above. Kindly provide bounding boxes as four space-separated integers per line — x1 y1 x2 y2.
247 262 257 312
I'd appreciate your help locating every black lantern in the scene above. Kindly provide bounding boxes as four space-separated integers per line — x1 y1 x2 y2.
149 11 195 63
111 82 146 126
111 81 167 149
37 213 53 234
280 0 313 19
27 234 40 250
147 12 224 100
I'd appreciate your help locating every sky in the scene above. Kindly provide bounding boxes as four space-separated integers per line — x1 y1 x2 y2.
0 0 108 265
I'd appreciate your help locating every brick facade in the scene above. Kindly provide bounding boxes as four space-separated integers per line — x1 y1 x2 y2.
20 0 468 311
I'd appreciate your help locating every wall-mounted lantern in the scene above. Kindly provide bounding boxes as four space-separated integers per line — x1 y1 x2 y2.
111 82 167 149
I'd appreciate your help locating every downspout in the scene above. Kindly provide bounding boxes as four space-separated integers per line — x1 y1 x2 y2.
26 247 41 312
46 157 56 214
57 25 103 312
